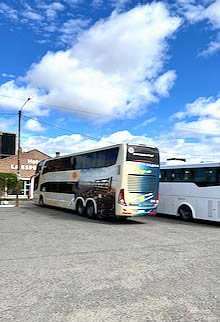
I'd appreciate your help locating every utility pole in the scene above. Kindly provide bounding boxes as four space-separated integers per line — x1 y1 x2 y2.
16 97 32 207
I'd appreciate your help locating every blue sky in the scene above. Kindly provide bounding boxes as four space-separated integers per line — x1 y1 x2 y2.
0 0 220 162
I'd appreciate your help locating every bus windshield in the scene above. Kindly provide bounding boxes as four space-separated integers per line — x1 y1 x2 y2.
126 145 159 164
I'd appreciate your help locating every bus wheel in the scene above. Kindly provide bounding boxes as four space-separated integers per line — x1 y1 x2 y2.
39 196 44 207
179 205 193 221
76 200 85 216
86 201 96 219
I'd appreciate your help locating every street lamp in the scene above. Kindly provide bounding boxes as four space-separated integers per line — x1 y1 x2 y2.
16 97 32 207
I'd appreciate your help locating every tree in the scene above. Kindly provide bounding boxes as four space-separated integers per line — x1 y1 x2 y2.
0 173 17 204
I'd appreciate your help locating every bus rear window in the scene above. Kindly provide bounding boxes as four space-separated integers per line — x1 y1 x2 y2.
126 145 159 164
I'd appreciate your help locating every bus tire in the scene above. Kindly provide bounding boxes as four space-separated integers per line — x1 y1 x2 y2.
76 200 85 216
39 196 45 207
86 201 96 219
178 205 193 221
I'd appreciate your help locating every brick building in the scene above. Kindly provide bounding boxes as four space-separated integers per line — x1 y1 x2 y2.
0 149 49 198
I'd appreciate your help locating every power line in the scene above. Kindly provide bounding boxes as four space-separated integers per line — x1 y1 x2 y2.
22 114 101 141
1 94 220 135
0 94 115 118
1 96 220 158
0 112 17 116
21 115 220 158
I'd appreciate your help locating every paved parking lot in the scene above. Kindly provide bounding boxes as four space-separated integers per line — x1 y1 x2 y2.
1 202 220 322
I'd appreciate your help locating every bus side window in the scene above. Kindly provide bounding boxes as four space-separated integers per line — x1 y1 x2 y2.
217 169 220 183
96 150 106 168
163 170 172 182
84 152 97 169
34 175 40 191
194 168 206 183
205 168 216 184
194 168 217 185
172 169 183 182
75 155 83 169
160 170 165 182
183 169 194 182
71 157 77 170
106 148 119 166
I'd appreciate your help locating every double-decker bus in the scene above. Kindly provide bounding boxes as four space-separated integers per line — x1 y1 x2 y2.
33 143 160 219
158 163 220 222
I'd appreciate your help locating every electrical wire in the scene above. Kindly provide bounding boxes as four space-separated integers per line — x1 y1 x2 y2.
0 112 17 116
0 94 115 118
1 94 220 135
21 114 220 158
22 114 101 141
1 95 220 158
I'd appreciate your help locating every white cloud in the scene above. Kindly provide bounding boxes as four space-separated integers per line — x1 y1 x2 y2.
24 119 45 132
0 3 18 20
1 73 15 79
112 0 132 10
21 129 220 164
0 80 49 116
64 0 83 5
0 118 16 132
59 18 91 45
173 118 220 137
199 40 220 56
22 130 156 156
177 0 220 28
2 3 180 119
172 96 220 120
91 0 104 8
37 1 65 20
170 96 220 141
154 70 177 96
205 0 220 28
135 117 157 128
23 10 43 21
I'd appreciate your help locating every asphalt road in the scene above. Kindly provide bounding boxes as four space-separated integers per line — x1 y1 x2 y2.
1 202 220 322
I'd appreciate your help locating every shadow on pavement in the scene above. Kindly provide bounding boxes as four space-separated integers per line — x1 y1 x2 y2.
25 203 146 225
151 212 220 228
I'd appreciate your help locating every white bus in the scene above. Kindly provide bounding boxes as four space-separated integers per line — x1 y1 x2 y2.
158 163 220 222
33 143 160 219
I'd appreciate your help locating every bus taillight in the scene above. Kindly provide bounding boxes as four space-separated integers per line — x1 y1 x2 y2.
155 191 159 205
118 189 127 206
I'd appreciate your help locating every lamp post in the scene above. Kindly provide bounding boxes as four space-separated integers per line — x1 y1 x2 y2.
16 97 32 208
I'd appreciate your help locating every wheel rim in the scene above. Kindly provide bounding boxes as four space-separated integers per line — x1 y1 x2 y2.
180 207 192 220
87 203 95 218
77 202 84 215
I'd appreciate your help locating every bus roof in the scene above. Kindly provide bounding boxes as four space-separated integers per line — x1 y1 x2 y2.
44 143 159 162
161 162 220 169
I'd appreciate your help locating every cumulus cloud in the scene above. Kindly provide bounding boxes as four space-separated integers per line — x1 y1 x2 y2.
22 130 156 156
0 3 181 120
135 117 157 128
173 119 220 137
21 129 220 164
154 70 177 97
24 119 45 132
0 80 49 116
0 3 18 20
177 0 220 56
0 118 16 132
1 73 15 79
199 40 220 56
59 18 91 45
170 96 220 139
172 96 220 120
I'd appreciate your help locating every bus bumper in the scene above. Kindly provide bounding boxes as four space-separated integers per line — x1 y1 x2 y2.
116 205 158 217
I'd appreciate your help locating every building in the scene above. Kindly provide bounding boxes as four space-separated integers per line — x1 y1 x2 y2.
0 149 49 198
0 132 16 159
